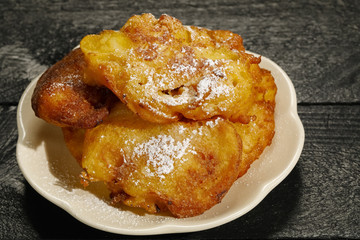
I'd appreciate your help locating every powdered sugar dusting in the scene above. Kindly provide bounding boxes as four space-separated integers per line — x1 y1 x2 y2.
195 74 231 102
178 125 186 134
132 134 193 179
205 118 221 128
196 59 232 102
122 30 238 120
128 118 222 180
170 58 198 76
156 58 232 109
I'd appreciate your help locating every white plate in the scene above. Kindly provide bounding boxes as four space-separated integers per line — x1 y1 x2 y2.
16 51 304 235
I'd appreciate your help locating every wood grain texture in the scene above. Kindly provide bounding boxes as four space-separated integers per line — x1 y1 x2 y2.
0 105 359 239
0 0 359 103
0 0 359 239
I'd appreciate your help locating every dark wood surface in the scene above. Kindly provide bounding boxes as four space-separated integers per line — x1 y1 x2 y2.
1 0 359 239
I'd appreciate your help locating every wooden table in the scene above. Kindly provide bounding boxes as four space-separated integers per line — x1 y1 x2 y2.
1 0 359 239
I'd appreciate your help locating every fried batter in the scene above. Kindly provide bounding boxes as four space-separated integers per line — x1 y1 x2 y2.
34 13 277 218
80 13 258 124
62 127 85 164
64 102 242 218
31 48 115 128
234 63 277 177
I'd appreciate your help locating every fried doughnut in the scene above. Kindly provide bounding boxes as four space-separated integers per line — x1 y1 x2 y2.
80 13 258 124
31 48 116 128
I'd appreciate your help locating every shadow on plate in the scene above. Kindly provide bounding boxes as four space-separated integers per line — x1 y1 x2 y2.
22 164 302 238
27 119 172 219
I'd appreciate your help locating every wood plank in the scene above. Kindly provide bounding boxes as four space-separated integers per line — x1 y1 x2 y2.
0 104 358 238
0 0 359 103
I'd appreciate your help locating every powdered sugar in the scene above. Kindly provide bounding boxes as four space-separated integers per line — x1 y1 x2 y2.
170 58 198 76
205 118 221 128
128 117 222 180
157 58 232 109
122 29 236 121
132 134 193 179
195 73 231 102
178 125 186 134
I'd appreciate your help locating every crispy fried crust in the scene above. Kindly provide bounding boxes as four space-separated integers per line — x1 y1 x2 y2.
80 13 258 124
234 63 277 177
62 127 85 164
61 62 276 216
74 103 242 218
31 48 116 128
37 13 276 218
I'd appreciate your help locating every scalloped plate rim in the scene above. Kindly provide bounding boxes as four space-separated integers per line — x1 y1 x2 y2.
16 51 304 235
